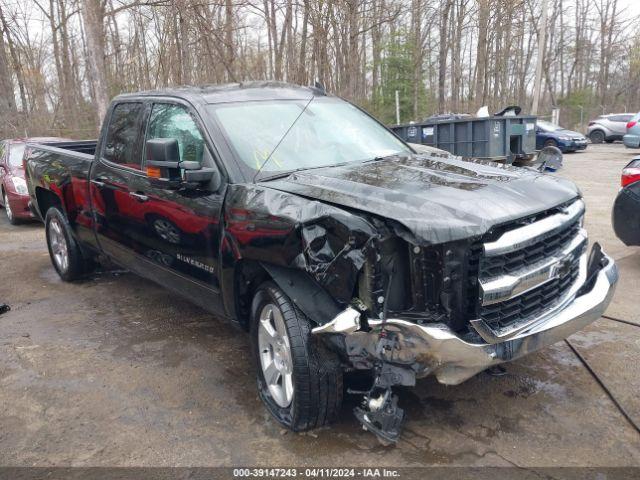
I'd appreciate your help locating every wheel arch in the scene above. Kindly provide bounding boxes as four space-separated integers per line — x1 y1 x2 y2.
229 259 342 330
34 186 63 221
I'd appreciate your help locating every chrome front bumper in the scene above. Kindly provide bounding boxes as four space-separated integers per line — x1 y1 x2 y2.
314 246 618 386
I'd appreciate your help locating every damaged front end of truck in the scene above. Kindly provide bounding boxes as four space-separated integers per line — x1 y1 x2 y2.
225 154 619 444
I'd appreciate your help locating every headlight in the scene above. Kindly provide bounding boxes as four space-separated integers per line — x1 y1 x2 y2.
558 136 571 141
10 177 28 195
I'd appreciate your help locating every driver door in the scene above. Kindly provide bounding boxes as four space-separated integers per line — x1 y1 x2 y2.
134 101 226 314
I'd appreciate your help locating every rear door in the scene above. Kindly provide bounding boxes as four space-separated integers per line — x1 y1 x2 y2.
610 115 634 136
90 101 150 266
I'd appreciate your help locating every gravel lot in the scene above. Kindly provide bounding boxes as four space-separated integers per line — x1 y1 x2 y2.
0 144 639 468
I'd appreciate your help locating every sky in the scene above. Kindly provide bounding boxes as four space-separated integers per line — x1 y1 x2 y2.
621 0 640 16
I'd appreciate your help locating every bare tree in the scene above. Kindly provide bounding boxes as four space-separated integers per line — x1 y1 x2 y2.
1 0 638 138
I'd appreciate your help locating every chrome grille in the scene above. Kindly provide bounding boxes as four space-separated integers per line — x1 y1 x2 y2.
480 220 581 278
472 199 587 335
480 253 581 328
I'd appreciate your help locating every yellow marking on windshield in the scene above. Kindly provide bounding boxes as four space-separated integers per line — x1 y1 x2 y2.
253 148 283 169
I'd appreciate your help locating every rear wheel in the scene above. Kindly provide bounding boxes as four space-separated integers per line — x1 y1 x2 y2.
45 207 93 281
3 191 19 225
250 281 343 431
590 130 605 144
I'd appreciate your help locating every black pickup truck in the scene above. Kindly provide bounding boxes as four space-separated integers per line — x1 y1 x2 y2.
24 82 618 443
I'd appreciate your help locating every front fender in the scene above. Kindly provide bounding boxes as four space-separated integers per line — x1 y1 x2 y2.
261 263 342 326
220 184 382 324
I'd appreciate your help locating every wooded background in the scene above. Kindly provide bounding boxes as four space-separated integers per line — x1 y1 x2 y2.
0 0 638 139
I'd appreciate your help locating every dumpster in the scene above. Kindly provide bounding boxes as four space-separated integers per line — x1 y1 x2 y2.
391 114 538 164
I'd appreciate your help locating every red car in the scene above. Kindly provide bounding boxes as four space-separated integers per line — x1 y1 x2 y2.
0 138 68 224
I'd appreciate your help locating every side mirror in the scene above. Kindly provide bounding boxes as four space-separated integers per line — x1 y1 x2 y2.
146 138 222 191
180 152 222 191
146 138 180 169
534 145 563 172
183 165 222 191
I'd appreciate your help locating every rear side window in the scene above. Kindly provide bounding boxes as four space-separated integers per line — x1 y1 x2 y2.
102 102 145 170
146 104 206 165
611 114 633 123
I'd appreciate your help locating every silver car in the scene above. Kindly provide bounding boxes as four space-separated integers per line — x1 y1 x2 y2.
587 113 635 143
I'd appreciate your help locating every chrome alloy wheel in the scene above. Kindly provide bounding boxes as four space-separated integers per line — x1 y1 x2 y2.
258 303 294 408
3 192 13 222
48 217 69 273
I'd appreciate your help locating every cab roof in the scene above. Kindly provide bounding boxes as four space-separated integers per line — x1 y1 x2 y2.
115 81 325 105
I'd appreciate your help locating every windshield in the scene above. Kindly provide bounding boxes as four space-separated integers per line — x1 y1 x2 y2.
8 143 25 167
208 97 411 180
537 120 562 132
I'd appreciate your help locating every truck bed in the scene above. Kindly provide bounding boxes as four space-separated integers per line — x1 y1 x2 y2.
24 140 98 251
27 139 98 159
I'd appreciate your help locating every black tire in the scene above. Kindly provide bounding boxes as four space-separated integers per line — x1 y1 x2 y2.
3 190 20 225
45 207 93 281
543 139 558 148
250 281 343 431
590 130 605 144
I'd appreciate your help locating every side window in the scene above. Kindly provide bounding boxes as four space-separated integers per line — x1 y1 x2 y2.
146 104 205 165
611 115 632 123
103 102 145 170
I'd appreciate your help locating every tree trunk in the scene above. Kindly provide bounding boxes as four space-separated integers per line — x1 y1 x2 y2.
411 0 422 118
296 0 309 84
0 5 26 112
224 0 234 81
82 0 110 126
0 24 16 116
438 0 453 113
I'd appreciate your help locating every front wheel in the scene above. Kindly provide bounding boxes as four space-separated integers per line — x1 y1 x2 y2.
45 207 93 281
250 281 343 431
543 139 558 148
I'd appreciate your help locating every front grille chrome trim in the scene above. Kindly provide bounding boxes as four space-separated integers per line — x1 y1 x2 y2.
483 199 584 257
479 229 587 306
471 251 588 344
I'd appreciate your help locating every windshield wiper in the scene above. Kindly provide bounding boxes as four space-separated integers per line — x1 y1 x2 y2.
258 162 350 182
258 171 297 182
361 151 411 164
362 154 395 164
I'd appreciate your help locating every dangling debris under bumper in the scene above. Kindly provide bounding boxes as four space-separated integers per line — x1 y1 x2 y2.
313 244 618 442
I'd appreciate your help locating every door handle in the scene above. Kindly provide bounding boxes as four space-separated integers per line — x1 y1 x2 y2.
90 179 106 187
130 192 149 202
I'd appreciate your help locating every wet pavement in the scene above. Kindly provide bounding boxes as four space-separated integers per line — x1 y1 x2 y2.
0 144 639 467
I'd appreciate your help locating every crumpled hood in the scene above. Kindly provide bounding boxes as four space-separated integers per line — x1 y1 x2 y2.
264 153 580 244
